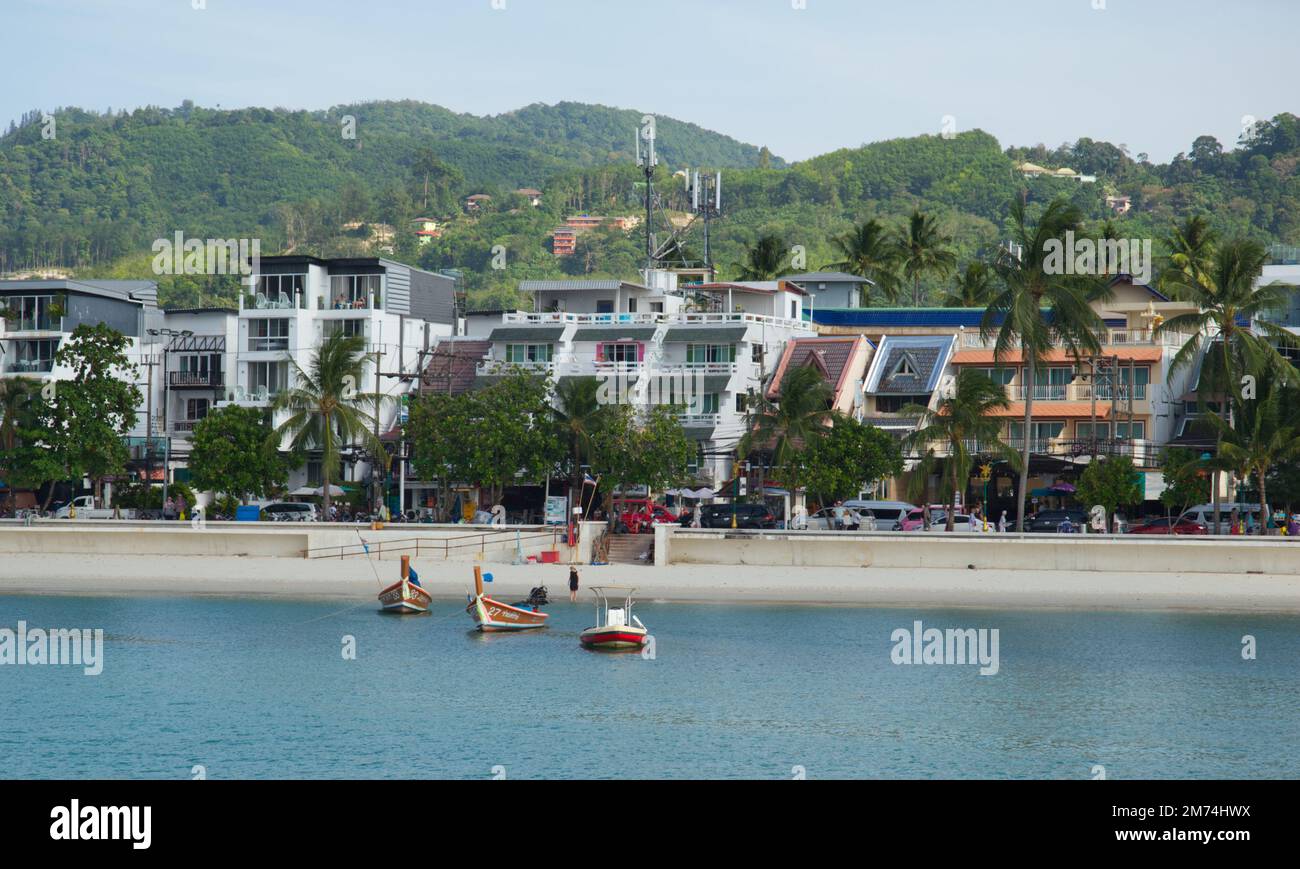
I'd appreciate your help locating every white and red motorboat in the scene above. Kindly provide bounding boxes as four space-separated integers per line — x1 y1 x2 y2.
579 586 649 651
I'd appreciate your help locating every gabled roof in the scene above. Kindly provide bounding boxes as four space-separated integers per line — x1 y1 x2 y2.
519 279 651 293
766 335 872 401
693 281 808 297
864 334 955 395
1108 274 1169 301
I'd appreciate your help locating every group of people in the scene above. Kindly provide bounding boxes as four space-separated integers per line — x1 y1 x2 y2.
161 494 188 520
1229 508 1300 536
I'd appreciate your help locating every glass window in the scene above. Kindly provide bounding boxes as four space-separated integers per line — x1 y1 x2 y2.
248 361 287 396
1115 421 1146 440
505 344 553 364
685 344 736 365
325 319 364 338
598 343 639 364
329 274 381 308
248 319 289 351
11 338 58 372
973 367 1016 385
257 274 304 302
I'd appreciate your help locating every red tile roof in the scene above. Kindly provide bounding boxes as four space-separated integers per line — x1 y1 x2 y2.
766 335 869 402
419 341 490 396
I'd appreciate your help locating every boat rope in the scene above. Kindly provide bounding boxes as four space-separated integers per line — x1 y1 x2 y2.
356 528 385 588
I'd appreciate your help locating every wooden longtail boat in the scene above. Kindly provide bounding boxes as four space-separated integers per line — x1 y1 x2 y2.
579 586 649 651
466 565 549 632
378 555 433 614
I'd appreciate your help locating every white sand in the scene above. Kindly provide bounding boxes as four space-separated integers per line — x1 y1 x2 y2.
3 553 1300 613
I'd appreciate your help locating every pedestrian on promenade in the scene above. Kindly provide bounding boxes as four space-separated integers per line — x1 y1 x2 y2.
175 492 188 521
164 496 176 521
568 566 580 602
997 510 1008 533
922 503 932 531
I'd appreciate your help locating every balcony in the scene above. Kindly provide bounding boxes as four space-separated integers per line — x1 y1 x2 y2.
678 413 722 428
247 337 290 353
1007 383 1148 402
959 328 1183 350
170 420 203 434
3 314 63 333
169 370 224 389
501 310 809 330
4 358 55 374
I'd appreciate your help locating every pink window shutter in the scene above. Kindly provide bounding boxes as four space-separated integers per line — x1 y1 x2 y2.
637 343 645 362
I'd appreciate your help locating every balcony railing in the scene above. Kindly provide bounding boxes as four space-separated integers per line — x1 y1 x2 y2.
959 328 1184 350
1007 383 1148 402
170 420 203 433
6 358 55 373
247 337 290 353
501 311 808 330
169 370 224 389
3 314 62 332
921 436 1160 466
678 413 722 427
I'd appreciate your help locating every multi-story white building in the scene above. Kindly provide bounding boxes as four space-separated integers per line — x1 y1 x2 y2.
222 256 457 496
465 271 816 486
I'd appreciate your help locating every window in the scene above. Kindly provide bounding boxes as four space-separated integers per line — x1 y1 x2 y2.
596 300 614 314
627 298 637 313
1009 421 1064 447
1115 421 1145 440
735 393 747 413
5 295 62 331
185 398 210 421
685 344 736 366
1076 422 1110 440
10 338 57 372
876 395 925 413
248 319 289 352
325 319 364 338
697 393 720 414
650 302 664 313
247 361 288 397
972 367 1016 386
505 343 553 364
751 344 763 363
790 300 798 319
329 274 381 308
257 274 304 302
598 342 640 365
889 352 920 379
1033 367 1073 399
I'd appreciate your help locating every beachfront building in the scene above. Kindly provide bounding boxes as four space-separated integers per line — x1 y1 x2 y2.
813 276 1205 513
153 307 240 482
468 272 816 492
224 256 457 497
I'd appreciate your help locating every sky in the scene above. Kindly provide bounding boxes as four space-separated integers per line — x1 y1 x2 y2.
3 0 1297 163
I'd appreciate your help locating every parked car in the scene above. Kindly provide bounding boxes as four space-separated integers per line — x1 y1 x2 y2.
930 514 980 532
1025 509 1089 533
54 495 136 520
843 500 915 531
1129 516 1208 535
804 506 868 531
614 499 681 533
261 502 318 522
1178 502 1268 532
900 506 953 532
699 503 777 529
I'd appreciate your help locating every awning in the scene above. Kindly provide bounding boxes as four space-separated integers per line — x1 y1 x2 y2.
570 327 658 341
487 326 567 342
662 325 750 343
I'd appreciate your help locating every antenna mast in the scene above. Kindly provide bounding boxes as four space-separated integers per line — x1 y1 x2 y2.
636 115 658 271
686 169 722 277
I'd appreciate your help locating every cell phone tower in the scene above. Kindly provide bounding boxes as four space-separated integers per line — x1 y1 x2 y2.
635 114 658 271
686 169 723 271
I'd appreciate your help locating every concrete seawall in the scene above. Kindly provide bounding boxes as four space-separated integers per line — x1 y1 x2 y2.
655 525 1300 576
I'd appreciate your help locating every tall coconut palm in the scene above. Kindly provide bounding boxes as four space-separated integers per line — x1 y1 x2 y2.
895 209 957 307
1157 214 1218 295
824 219 901 304
1203 376 1300 524
942 261 996 308
1155 237 1298 531
902 369 1018 531
551 376 605 516
738 364 832 507
983 197 1109 531
272 333 388 518
733 234 789 281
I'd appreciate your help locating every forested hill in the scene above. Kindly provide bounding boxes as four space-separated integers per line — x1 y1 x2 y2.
0 99 780 272
1 99 1297 312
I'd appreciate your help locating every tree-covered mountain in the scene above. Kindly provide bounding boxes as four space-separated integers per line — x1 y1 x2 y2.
2 99 1297 311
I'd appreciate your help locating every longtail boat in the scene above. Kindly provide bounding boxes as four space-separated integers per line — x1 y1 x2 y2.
378 555 433 614
466 565 549 632
579 586 649 651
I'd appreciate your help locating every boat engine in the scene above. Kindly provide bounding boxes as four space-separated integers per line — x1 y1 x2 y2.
527 586 550 607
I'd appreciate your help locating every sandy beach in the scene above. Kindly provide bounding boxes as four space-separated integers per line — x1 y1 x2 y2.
3 552 1300 613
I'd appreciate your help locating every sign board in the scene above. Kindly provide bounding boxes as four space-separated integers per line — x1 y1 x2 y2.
544 496 568 525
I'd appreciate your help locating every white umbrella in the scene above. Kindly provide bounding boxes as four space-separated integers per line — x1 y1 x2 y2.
290 485 346 497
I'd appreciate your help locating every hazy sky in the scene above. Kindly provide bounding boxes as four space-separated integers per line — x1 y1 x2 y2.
5 0 1295 162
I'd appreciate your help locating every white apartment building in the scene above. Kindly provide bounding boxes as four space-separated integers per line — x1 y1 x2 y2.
467 271 816 486
223 256 457 496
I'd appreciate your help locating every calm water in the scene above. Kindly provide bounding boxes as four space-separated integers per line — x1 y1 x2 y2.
1 593 1297 779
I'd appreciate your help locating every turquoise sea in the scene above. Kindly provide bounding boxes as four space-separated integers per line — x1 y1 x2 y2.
1 594 1297 779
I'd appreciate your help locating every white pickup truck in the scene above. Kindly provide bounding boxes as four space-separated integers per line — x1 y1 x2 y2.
54 495 137 520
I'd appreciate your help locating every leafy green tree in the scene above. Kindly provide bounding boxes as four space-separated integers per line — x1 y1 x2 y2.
803 415 903 504
1160 447 1208 525
739 364 833 503
188 405 288 502
942 261 995 308
408 389 475 521
1156 214 1218 295
0 377 43 511
824 219 900 304
1203 377 1300 522
50 324 142 504
458 369 560 506
1076 455 1142 532
272 333 387 517
590 404 693 522
903 369 1017 530
895 209 956 307
733 233 789 280
983 197 1108 530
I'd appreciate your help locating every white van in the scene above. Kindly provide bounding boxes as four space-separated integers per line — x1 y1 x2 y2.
843 500 916 531
1178 503 1268 531
260 501 318 522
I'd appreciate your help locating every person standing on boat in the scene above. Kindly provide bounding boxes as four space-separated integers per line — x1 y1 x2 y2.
568 566 580 602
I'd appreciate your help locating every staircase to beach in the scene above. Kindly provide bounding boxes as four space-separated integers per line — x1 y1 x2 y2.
602 533 654 565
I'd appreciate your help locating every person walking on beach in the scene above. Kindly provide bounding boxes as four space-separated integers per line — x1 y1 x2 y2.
568 566 580 602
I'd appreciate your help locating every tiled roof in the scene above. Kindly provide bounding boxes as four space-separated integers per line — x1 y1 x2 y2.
984 402 1113 418
571 327 658 341
662 325 749 343
952 347 1163 364
812 307 1127 329
420 340 490 396
487 326 567 342
519 279 650 292
765 335 870 401
864 335 954 395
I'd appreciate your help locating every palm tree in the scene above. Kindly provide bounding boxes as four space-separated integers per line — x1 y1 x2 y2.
903 369 1018 531
738 364 832 508
0 378 39 513
895 209 957 307
1156 237 1298 531
942 261 995 308
1157 214 1218 295
824 219 901 304
551 376 605 516
1204 377 1300 524
983 197 1109 531
733 234 789 281
272 333 387 518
